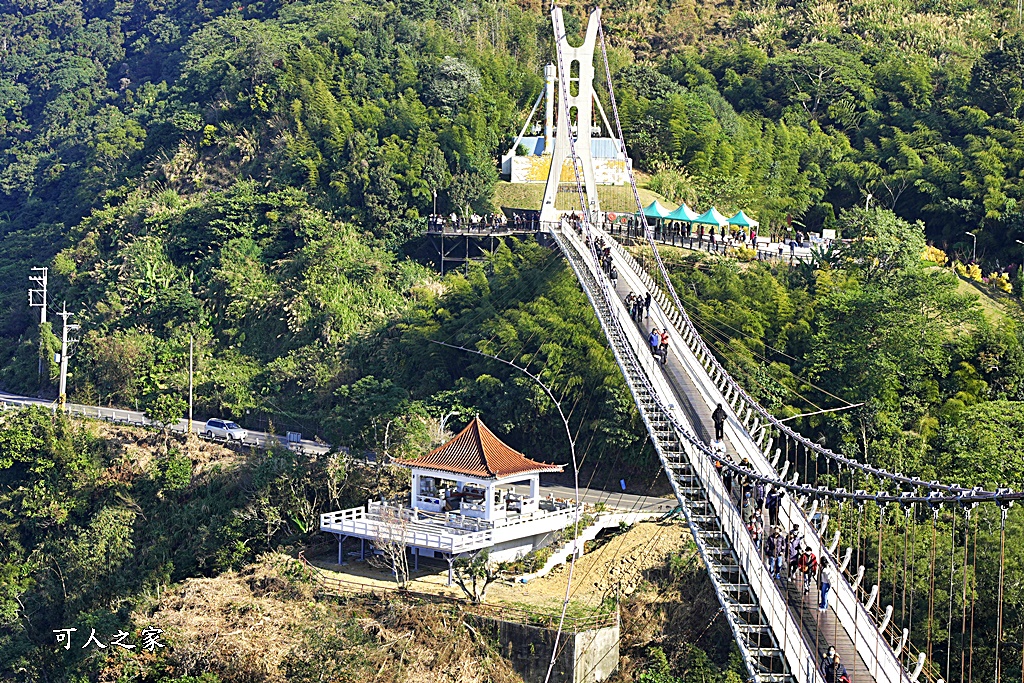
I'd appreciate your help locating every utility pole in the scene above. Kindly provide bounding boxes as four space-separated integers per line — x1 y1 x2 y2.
188 335 194 435
28 267 48 376
56 302 79 413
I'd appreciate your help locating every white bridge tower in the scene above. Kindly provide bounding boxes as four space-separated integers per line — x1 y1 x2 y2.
539 7 603 224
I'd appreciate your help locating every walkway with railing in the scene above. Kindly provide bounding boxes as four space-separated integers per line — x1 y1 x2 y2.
546 219 912 683
602 221 816 264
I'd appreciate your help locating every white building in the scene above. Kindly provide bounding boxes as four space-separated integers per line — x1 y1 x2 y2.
320 417 581 578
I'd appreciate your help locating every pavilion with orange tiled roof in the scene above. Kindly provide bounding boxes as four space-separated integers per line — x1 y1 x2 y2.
397 416 563 521
320 416 581 570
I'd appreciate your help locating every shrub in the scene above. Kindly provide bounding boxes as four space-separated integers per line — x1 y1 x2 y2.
954 261 982 281
923 244 948 266
734 246 757 262
988 272 1013 293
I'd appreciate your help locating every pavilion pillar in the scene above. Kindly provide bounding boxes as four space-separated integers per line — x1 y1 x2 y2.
529 476 539 503
485 482 494 520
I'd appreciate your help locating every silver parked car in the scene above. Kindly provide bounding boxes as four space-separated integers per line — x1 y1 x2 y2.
203 418 247 441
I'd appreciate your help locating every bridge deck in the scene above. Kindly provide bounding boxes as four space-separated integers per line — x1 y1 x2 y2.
607 272 872 683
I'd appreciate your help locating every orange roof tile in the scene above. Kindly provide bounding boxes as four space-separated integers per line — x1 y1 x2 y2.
398 417 563 479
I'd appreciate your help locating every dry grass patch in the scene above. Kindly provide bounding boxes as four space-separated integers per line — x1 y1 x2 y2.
124 554 522 683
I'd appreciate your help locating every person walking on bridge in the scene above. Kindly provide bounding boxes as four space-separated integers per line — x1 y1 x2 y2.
765 486 784 527
822 651 848 683
819 559 834 612
649 328 661 356
766 526 785 580
609 264 618 288
787 526 803 583
742 492 756 525
711 404 727 442
644 291 652 318
798 545 818 595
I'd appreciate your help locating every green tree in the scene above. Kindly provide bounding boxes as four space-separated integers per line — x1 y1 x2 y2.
969 35 1024 118
146 393 187 439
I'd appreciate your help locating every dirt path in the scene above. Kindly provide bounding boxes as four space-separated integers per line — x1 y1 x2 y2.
310 520 691 612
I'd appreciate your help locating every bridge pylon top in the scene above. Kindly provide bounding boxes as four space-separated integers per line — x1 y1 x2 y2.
540 6 603 224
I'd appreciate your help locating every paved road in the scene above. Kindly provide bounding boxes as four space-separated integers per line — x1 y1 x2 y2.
0 390 330 455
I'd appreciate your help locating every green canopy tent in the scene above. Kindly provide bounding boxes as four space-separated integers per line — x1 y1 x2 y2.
639 201 673 219
666 203 699 222
692 207 729 228
728 210 759 228
636 200 674 238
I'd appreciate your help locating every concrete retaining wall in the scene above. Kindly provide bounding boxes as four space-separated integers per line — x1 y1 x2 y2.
470 614 620 683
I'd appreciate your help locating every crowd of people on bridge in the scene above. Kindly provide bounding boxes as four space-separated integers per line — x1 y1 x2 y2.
577 214 851 677
711 443 836 616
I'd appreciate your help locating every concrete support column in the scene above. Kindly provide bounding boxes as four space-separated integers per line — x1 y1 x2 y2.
544 63 555 152
338 535 344 565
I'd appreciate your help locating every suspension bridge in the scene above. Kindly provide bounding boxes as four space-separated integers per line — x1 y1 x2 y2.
534 7 1018 683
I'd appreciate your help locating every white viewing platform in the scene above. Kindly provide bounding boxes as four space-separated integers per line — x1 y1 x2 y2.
319 417 579 566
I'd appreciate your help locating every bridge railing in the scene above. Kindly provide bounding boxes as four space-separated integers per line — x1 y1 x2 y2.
601 221 815 263
590 221 912 683
550 221 823 683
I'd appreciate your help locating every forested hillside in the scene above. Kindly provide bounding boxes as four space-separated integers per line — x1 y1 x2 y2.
3 0 1024 680
1 0 1023 441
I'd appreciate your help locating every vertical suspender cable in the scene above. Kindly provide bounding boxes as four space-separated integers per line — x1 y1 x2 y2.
960 509 971 683
857 505 864 588
903 505 911 625
928 510 938 667
909 504 918 658
997 506 1008 683
798 440 806 489
946 507 957 681
968 510 978 683
878 502 885 602
892 504 900 632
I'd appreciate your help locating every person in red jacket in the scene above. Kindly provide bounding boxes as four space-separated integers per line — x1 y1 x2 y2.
798 546 819 595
